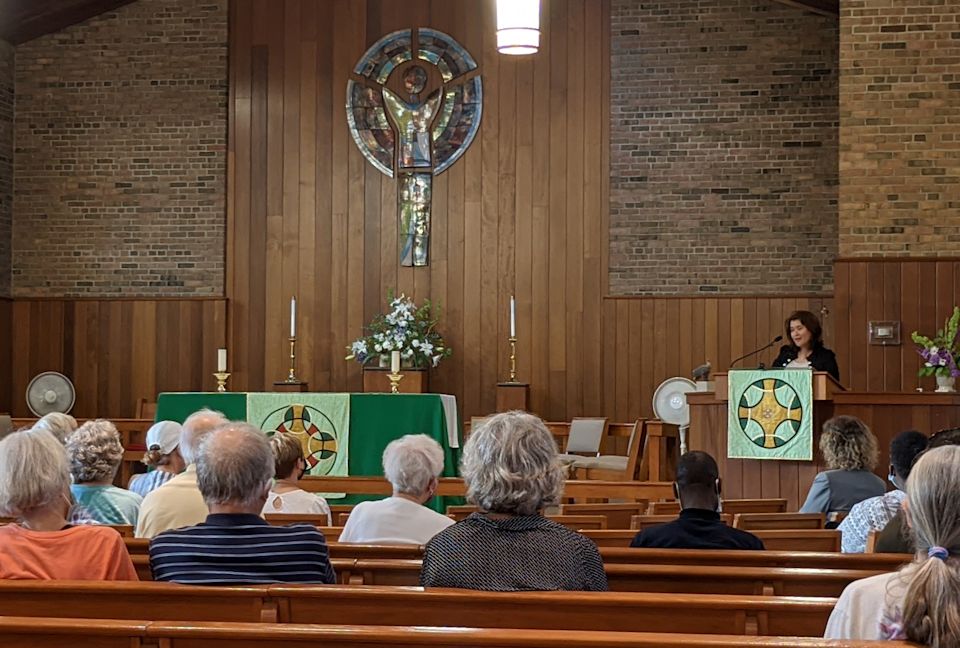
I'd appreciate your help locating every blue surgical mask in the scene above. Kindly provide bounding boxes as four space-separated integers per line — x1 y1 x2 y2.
889 473 903 490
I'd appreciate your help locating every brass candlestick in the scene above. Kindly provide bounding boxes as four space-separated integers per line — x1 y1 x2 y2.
508 336 517 382
213 372 231 392
285 337 299 383
387 370 404 394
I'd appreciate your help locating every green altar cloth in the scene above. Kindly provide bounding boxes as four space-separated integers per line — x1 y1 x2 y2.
155 392 461 512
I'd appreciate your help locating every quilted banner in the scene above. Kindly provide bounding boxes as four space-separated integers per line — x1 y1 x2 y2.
727 369 813 461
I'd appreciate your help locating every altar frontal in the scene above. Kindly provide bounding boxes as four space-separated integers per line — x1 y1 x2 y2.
727 369 813 461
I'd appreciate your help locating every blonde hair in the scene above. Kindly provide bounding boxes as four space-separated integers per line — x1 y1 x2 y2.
0 428 71 517
461 411 563 515
269 432 304 479
66 419 124 483
899 445 960 647
820 415 878 471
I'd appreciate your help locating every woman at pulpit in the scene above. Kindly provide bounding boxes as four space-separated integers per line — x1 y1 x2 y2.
772 310 840 382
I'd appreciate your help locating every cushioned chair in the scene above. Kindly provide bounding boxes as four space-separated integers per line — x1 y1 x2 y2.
556 418 608 468
577 420 645 480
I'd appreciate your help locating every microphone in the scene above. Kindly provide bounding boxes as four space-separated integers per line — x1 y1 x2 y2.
730 335 783 369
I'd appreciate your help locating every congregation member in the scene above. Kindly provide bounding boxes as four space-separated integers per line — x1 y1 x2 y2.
771 310 840 382
838 429 927 553
150 422 336 584
136 408 226 538
874 427 960 554
32 412 78 444
420 411 607 591
66 419 142 525
128 420 185 498
825 445 960 643
799 415 885 515
0 427 137 580
262 432 331 523
340 434 453 544
630 451 764 550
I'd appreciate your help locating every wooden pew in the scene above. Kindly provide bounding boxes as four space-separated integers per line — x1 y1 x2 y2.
648 499 788 515
0 581 273 622
0 617 918 648
599 547 910 571
631 514 734 529
559 502 649 529
0 581 835 637
271 585 835 636
734 513 826 531
583 529 843 552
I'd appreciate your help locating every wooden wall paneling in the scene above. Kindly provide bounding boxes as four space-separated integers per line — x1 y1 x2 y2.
899 261 920 393
881 262 901 392
916 261 938 392
513 39 534 395
832 260 849 385
0 299 11 413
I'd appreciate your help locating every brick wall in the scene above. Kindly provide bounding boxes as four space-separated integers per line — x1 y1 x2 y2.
0 39 12 298
12 0 227 296
609 0 839 295
839 0 960 256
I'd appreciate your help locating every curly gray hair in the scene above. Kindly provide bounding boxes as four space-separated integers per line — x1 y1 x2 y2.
0 428 71 517
33 412 79 444
66 419 124 483
820 415 879 471
382 434 445 496
197 423 274 509
461 411 564 515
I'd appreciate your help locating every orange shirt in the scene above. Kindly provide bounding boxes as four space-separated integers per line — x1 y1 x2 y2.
0 524 138 580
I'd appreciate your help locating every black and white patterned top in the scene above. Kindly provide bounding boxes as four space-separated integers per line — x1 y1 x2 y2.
420 513 608 591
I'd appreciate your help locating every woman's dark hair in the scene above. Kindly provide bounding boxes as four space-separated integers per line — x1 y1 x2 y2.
784 310 823 349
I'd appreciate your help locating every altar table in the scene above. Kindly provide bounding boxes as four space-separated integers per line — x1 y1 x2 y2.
155 392 461 511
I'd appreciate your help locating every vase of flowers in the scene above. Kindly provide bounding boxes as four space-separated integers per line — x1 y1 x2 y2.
911 306 960 392
346 294 452 369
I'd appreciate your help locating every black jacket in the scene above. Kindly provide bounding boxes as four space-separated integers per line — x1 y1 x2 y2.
772 344 840 382
629 509 765 551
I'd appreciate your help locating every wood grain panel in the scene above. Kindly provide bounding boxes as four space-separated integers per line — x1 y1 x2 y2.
5 299 226 418
0 298 11 413
833 259 960 395
228 0 615 421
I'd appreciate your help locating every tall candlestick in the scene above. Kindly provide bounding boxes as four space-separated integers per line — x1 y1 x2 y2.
510 295 516 337
217 348 227 372
290 297 297 338
391 350 401 374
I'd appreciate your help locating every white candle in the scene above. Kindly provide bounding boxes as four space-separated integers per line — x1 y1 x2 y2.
510 295 516 337
391 350 401 374
290 297 297 338
217 348 227 372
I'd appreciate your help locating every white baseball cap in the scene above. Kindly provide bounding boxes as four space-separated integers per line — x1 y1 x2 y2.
146 420 182 455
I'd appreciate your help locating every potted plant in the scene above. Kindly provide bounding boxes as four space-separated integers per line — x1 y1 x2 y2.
346 294 452 392
911 306 960 392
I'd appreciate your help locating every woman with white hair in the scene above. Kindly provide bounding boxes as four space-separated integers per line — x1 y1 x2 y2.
825 445 960 643
420 411 608 591
0 428 138 580
32 412 78 444
262 432 332 523
339 434 453 544
66 419 142 525
128 421 185 498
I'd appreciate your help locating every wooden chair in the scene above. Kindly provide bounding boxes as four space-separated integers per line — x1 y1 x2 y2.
649 498 788 516
556 418 608 468
575 420 646 481
134 398 157 420
733 513 826 531
559 502 648 529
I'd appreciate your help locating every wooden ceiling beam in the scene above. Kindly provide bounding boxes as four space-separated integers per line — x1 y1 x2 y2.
769 0 839 18
0 0 138 45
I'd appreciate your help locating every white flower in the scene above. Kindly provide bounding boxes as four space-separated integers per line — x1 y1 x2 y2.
374 343 382 352
383 340 393 350
432 354 442 367
420 341 434 354
931 347 939 355
403 348 414 358
411 339 420 348
940 357 948 366
351 340 368 356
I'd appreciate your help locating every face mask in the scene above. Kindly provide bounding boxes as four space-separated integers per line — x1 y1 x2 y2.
889 473 903 490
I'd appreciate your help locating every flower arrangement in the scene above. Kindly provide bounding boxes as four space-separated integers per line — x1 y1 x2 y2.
346 294 452 369
911 306 960 378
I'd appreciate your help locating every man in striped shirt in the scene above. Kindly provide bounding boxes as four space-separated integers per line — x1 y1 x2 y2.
149 422 335 585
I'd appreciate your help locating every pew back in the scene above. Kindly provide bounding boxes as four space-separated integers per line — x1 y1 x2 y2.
733 513 826 531
649 499 788 515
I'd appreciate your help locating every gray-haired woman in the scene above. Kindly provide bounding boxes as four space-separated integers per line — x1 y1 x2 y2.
420 411 608 591
339 434 453 544
0 427 138 580
67 419 142 525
